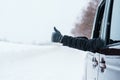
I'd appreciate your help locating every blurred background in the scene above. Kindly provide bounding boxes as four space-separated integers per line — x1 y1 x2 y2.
0 0 99 44
0 0 100 80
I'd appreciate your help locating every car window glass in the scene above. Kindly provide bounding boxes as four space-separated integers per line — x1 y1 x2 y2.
110 0 120 42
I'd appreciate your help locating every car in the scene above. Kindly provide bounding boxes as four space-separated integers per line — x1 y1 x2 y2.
84 0 120 80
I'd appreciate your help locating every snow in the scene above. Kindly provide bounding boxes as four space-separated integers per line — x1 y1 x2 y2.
0 41 87 80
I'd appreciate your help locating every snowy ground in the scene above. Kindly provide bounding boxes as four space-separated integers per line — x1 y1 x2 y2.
0 41 87 80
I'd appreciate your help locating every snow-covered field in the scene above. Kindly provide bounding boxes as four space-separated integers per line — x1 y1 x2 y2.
0 41 87 80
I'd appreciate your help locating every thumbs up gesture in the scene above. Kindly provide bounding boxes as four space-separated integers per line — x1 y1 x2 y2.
51 27 63 43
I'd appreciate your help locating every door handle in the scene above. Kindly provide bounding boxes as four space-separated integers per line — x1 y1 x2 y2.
92 57 98 68
100 57 106 72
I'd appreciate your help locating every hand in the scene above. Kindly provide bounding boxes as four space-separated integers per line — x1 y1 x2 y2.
51 27 63 42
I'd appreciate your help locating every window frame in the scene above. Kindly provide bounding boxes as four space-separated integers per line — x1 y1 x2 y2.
91 0 106 39
100 0 114 45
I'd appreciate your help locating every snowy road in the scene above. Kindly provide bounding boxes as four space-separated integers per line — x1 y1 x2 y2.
0 42 87 80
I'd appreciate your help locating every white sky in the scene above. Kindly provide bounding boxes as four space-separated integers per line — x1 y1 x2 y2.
0 0 90 44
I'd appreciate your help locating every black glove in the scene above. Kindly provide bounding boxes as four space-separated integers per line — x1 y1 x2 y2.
52 27 63 42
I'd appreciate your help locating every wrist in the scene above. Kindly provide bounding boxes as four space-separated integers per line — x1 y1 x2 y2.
59 35 63 43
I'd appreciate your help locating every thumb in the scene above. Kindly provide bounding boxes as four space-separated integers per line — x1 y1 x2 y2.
54 27 60 33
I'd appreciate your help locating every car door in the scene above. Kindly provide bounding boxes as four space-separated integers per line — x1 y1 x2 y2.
97 0 120 80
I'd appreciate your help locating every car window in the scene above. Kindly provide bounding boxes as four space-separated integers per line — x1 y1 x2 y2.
110 0 120 42
99 0 114 45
